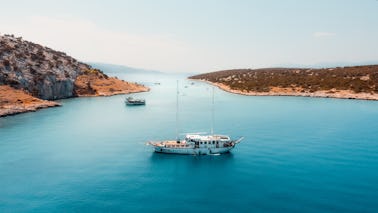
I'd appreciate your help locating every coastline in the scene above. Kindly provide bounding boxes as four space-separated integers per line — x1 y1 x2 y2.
0 83 149 117
0 85 61 117
191 79 378 101
74 74 150 97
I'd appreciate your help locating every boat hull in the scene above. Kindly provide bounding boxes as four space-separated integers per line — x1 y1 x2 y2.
153 146 234 155
125 102 145 106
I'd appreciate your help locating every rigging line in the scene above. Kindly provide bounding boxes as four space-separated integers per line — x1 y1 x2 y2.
176 80 179 142
211 86 214 135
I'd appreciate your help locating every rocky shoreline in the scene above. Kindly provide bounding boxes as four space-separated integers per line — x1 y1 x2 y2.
0 34 150 117
74 73 149 97
0 83 149 117
0 72 149 117
194 79 378 101
0 85 61 117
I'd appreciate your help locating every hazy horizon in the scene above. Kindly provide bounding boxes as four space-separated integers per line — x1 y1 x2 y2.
1 0 377 73
87 60 378 74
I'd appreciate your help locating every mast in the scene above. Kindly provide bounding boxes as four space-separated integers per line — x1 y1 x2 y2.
176 80 179 142
211 86 214 135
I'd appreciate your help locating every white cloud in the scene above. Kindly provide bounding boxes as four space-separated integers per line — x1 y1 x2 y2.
0 16 197 72
313 32 336 38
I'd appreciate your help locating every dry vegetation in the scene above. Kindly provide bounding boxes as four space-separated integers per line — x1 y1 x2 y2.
0 85 60 117
190 66 378 94
74 69 149 96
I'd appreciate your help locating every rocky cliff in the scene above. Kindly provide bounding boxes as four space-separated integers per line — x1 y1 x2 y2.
0 85 60 117
0 34 149 116
0 34 93 100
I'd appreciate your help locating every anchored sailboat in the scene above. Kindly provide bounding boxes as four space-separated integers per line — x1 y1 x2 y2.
147 81 243 155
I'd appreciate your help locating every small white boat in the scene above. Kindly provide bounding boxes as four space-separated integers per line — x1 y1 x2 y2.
125 96 145 106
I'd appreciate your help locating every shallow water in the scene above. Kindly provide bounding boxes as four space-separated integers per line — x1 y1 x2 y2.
1 74 378 212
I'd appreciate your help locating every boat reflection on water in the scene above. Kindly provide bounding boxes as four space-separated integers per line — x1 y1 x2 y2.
149 151 235 168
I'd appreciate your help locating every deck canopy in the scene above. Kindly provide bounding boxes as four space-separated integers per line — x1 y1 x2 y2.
185 134 230 141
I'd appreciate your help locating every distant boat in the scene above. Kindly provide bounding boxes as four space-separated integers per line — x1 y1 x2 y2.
147 82 243 155
125 96 145 106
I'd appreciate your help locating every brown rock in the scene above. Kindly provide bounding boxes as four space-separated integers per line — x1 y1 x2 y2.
0 85 61 117
74 70 149 97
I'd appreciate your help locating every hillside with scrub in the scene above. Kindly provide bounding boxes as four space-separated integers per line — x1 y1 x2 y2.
190 65 378 100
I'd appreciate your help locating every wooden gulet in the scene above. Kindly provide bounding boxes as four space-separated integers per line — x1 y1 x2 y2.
147 81 243 155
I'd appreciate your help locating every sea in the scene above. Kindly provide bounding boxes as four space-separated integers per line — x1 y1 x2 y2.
1 73 378 213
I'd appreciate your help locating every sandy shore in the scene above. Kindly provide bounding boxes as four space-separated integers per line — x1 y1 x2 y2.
192 79 378 101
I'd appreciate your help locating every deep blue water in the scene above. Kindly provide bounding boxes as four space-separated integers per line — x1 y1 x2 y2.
1 74 378 213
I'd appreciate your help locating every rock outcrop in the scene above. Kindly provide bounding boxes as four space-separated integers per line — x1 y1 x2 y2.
0 33 149 116
73 69 148 96
0 85 60 117
0 34 91 100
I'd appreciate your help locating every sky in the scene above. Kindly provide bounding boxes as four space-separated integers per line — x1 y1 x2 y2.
0 0 377 73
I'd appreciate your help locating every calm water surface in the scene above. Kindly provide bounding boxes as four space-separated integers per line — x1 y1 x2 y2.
1 74 378 212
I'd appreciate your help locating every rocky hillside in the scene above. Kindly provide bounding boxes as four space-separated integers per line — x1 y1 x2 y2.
0 34 148 116
190 65 378 100
0 34 91 100
0 34 148 101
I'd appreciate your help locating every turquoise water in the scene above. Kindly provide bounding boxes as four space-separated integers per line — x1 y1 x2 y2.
1 74 378 212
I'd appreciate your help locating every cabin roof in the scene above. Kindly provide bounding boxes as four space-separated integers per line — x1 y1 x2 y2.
185 134 230 141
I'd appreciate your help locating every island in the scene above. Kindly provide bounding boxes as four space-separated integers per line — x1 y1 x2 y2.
189 66 378 100
0 34 149 117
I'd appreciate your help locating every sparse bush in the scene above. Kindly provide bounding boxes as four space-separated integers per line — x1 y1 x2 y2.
190 65 378 94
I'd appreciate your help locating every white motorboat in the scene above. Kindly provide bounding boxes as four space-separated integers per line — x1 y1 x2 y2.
125 96 145 105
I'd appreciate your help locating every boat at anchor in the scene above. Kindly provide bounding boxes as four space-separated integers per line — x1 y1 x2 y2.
125 96 145 106
148 134 243 155
147 81 243 155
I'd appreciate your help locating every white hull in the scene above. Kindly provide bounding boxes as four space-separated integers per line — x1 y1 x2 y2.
148 134 243 155
153 146 234 155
